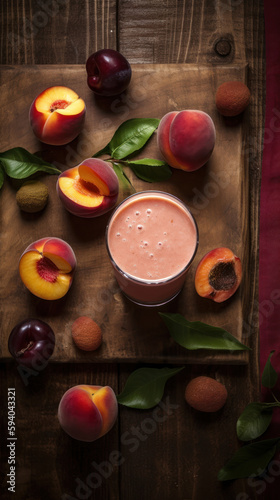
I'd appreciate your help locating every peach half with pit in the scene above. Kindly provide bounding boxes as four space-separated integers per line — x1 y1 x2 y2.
58 385 118 442
29 86 86 146
19 237 76 300
157 110 216 171
57 158 119 217
195 247 242 303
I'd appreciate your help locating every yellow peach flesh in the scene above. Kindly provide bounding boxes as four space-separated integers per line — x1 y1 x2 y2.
56 99 85 116
195 248 242 302
43 251 73 273
35 86 80 113
78 164 110 196
58 176 104 207
19 252 72 300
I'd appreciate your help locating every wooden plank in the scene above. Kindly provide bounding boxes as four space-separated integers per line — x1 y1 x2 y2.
118 363 260 500
0 0 117 65
0 63 251 364
0 361 120 499
0 3 266 500
118 0 247 64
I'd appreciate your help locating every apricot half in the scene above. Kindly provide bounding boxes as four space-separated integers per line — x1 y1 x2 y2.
194 247 242 303
57 158 119 218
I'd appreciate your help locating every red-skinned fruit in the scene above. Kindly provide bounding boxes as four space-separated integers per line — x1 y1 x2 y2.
58 385 118 442
29 86 86 145
19 237 76 300
157 110 216 172
57 158 119 218
86 49 132 96
194 247 242 303
8 319 55 369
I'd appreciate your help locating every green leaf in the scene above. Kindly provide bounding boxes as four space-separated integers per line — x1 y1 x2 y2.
262 350 278 388
117 366 184 409
218 437 280 481
0 166 5 190
159 313 250 351
0 147 61 179
93 118 160 160
111 162 136 203
236 403 274 441
127 158 172 182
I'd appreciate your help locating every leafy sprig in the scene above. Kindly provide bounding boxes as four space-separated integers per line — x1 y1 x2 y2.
218 350 280 481
93 118 172 183
0 147 60 190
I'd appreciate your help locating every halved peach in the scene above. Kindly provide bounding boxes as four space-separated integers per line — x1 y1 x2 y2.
19 237 76 300
29 86 86 146
57 158 119 218
194 247 242 303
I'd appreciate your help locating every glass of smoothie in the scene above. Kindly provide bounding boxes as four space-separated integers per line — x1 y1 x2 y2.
106 191 199 306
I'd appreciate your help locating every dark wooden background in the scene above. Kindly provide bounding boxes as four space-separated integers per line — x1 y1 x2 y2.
0 1 265 499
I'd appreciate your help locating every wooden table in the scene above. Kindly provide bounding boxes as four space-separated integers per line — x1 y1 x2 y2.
0 2 264 499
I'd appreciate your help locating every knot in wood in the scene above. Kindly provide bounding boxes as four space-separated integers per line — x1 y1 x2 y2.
214 39 232 57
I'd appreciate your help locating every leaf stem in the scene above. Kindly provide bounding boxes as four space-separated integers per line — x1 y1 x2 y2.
271 391 280 404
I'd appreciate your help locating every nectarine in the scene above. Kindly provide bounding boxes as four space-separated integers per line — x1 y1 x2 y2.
194 247 242 303
19 237 76 300
58 385 118 442
57 158 119 217
157 110 216 171
29 86 86 145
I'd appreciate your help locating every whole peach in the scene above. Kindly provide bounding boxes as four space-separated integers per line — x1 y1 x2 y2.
58 385 118 442
157 110 216 171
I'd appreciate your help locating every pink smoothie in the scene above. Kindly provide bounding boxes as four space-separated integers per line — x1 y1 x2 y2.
106 191 198 305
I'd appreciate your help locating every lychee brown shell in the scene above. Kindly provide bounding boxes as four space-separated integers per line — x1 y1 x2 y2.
71 316 102 351
185 376 228 412
215 81 250 117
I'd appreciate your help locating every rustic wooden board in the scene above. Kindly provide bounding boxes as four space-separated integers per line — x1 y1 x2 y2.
0 64 251 364
0 361 259 500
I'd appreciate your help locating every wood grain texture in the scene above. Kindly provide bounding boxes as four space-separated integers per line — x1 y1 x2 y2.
118 0 248 64
117 363 261 500
0 1 266 499
0 362 119 499
0 0 117 65
0 64 251 365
